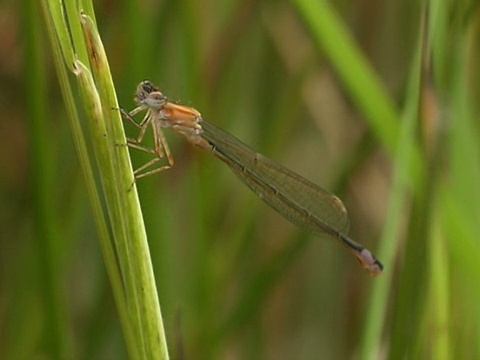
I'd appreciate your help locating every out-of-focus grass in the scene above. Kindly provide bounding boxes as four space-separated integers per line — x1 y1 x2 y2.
1 0 480 359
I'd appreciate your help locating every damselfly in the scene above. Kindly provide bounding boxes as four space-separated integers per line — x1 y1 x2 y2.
121 81 383 276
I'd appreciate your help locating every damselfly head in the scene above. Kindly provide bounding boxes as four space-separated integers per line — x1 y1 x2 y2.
134 81 166 110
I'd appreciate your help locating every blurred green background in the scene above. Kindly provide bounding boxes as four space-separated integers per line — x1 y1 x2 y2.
2 0 480 359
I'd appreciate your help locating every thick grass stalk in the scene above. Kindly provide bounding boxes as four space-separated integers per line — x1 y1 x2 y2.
41 0 169 358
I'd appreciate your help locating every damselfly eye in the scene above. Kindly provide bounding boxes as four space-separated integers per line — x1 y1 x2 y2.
140 81 157 94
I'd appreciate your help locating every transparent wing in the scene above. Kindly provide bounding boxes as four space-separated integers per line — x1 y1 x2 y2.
199 120 350 238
